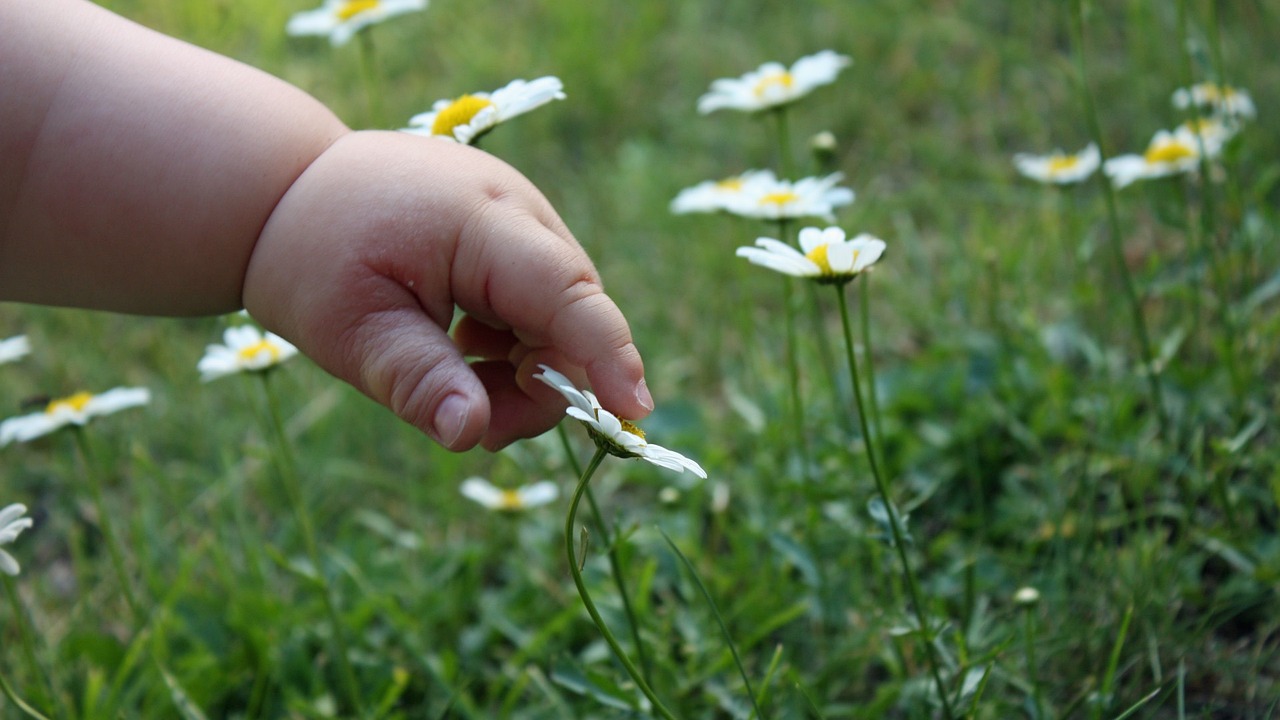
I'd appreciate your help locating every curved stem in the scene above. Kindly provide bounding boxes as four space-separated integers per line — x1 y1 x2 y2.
836 282 955 719
566 447 677 720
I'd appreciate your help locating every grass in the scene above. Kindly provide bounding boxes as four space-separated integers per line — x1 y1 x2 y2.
3 0 1280 717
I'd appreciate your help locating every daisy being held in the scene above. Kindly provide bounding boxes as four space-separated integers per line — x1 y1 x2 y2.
670 169 777 215
698 50 852 114
724 172 854 223
534 366 706 478
1103 126 1220 189
460 477 559 512
737 226 886 285
0 335 31 365
198 325 299 382
0 503 34 576
286 0 427 47
1012 143 1100 185
402 77 565 145
0 387 151 446
1172 83 1256 122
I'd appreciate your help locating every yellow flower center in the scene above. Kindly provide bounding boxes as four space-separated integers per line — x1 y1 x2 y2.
46 391 93 415
619 419 646 440
805 243 833 274
337 0 380 21
759 191 800 207
754 71 795 99
498 489 524 510
716 177 745 191
430 95 494 137
1145 139 1196 165
237 340 282 364
1046 154 1079 173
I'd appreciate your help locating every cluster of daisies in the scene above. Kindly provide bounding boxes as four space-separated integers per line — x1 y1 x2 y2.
1013 81 1255 188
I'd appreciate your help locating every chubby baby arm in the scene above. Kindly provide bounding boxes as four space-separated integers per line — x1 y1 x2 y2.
243 132 652 451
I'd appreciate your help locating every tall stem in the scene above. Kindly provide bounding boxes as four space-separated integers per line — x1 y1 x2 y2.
356 31 384 127
836 282 954 719
73 429 141 621
566 448 676 720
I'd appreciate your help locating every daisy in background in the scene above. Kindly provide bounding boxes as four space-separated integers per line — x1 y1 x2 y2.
286 0 426 47
1173 82 1256 122
1103 125 1222 189
0 387 151 446
402 77 565 145
0 335 31 365
670 169 777 215
723 172 855 223
737 226 886 285
1012 143 1100 185
0 503 34 576
460 477 559 512
198 325 299 382
534 366 706 478
698 50 852 115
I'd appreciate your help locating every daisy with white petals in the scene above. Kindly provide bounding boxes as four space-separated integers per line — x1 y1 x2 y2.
1103 126 1219 189
534 366 706 478
403 77 565 145
198 325 299 382
1012 143 1100 185
0 504 33 576
698 50 852 114
0 388 151 446
724 172 854 223
461 477 559 512
1172 83 1256 122
670 169 777 215
0 335 31 365
737 226 886 285
287 0 427 47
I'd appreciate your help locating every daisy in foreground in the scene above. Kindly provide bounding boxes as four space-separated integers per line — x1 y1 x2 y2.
402 77 565 145
0 388 150 446
1012 143 1100 185
286 0 427 47
198 325 299 382
725 172 855 223
534 366 705 478
460 477 559 512
698 50 852 114
0 503 33 576
737 226 886 284
1103 126 1221 189
0 335 31 365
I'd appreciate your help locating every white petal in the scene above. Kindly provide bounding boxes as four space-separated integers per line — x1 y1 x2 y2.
0 413 64 445
460 477 505 509
86 387 151 417
0 336 31 364
0 504 27 528
517 481 559 508
0 549 19 576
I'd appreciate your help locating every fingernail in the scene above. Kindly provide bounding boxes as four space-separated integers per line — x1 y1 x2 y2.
635 378 654 413
432 393 471 448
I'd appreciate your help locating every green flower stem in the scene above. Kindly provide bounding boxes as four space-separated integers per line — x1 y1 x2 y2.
1021 605 1043 719
858 271 886 457
1068 0 1168 440
0 670 51 720
835 281 955 720
3 577 59 718
356 30 384 127
257 374 365 718
565 447 676 720
771 106 795 181
554 425 653 686
72 429 142 621
774 220 813 482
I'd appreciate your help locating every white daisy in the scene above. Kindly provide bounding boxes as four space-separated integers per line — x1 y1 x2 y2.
0 503 34 576
286 0 427 47
0 387 151 446
533 366 706 478
460 477 559 512
1012 143 1100 185
723 172 855 223
1172 83 1256 121
737 226 886 285
402 77 565 145
697 50 852 114
670 169 777 215
0 335 31 365
198 325 299 382
1103 126 1218 189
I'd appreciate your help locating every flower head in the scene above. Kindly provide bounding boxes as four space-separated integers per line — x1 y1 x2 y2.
198 325 299 382
460 477 559 512
670 169 777 215
286 0 427 47
403 77 565 145
1012 143 1100 185
1172 83 1255 121
1103 126 1219 189
0 387 150 446
0 335 31 365
724 172 854 222
698 50 851 114
533 366 706 478
737 226 885 284
0 503 34 576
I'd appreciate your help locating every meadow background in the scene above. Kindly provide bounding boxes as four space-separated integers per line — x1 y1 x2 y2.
2 0 1279 717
